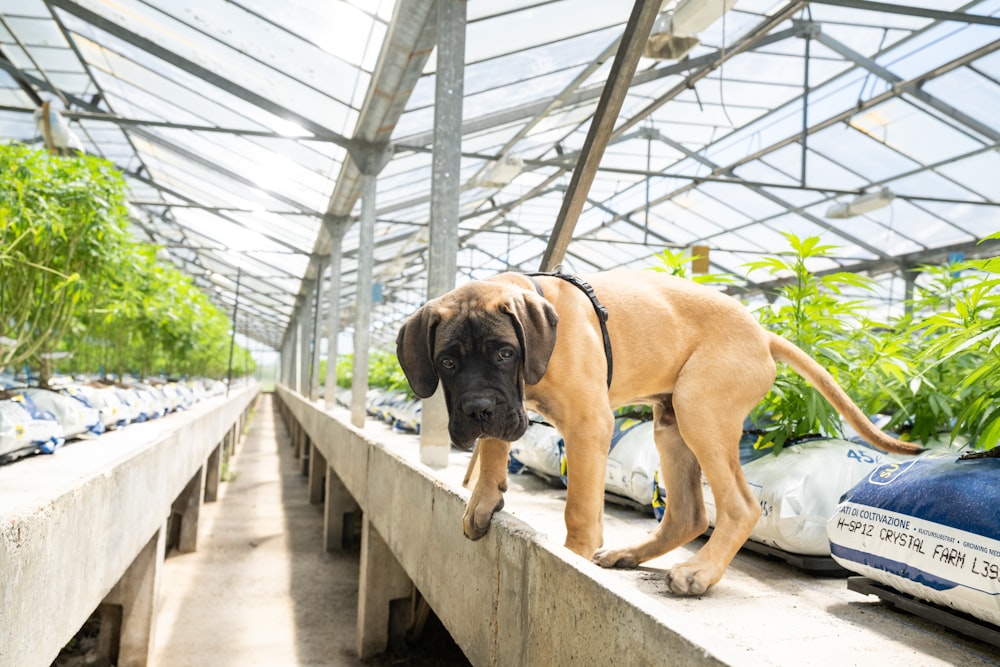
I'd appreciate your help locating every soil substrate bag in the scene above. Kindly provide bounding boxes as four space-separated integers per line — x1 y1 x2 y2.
0 396 65 456
510 420 565 484
827 451 1000 626
605 418 661 509
703 438 905 556
20 388 103 438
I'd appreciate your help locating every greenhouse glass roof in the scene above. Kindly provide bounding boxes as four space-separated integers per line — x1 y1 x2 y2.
1 0 997 351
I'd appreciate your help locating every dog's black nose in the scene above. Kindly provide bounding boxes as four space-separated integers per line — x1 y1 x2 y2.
462 397 494 424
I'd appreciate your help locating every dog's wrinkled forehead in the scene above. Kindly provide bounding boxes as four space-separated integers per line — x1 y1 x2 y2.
431 283 518 359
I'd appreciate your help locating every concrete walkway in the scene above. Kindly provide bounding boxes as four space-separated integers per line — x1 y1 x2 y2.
152 393 364 667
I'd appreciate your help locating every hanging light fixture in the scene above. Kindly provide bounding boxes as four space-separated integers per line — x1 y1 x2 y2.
825 187 895 219
478 155 524 187
33 101 84 155
644 0 737 60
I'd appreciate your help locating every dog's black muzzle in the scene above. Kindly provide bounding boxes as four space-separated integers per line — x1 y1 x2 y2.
448 392 528 449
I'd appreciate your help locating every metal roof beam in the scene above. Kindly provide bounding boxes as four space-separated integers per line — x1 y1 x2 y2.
807 0 1000 27
45 0 357 150
813 29 1000 143
541 0 662 270
321 0 438 224
396 26 802 150
0 105 339 141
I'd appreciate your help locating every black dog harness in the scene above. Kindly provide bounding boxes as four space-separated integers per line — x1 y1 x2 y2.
524 271 613 388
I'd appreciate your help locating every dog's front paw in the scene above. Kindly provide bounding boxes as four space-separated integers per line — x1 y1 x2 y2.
665 560 720 596
592 547 639 569
462 493 504 541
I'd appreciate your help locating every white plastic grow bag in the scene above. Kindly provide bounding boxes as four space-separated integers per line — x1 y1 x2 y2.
391 398 421 433
63 384 128 430
0 399 35 458
0 396 65 457
19 388 103 438
827 451 1000 627
702 438 904 556
510 421 565 484
605 419 661 508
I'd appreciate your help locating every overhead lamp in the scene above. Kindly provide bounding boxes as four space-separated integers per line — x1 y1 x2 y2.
33 100 84 155
644 0 737 61
478 155 524 188
825 187 895 219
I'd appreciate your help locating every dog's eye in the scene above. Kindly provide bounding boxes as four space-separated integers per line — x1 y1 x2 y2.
440 358 456 371
498 347 514 361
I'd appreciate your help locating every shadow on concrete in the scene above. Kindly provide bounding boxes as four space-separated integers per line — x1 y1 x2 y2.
270 394 368 666
274 396 470 667
149 394 363 666
148 393 470 666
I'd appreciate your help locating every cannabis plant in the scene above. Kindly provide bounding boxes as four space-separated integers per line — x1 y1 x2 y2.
650 247 736 287
910 235 1000 449
745 234 899 451
0 143 130 382
882 261 984 444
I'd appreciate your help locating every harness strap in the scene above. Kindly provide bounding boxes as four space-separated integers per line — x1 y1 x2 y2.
524 271 613 388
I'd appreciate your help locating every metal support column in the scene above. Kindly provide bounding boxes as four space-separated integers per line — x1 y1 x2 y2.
351 173 377 428
309 263 326 402
420 0 466 467
290 319 302 393
298 290 313 396
323 215 350 411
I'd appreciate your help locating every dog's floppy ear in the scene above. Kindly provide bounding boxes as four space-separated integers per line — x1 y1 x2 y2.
504 291 559 385
396 306 441 398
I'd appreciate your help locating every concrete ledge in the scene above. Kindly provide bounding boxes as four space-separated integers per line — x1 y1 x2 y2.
277 386 1000 666
0 384 258 667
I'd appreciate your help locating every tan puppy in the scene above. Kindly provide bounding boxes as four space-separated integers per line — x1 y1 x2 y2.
396 269 922 595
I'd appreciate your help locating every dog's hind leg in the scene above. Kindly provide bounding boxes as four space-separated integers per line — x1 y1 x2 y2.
663 365 766 596
462 437 510 541
593 397 708 568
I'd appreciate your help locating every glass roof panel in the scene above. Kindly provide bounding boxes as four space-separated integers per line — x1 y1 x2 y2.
464 1 625 64
848 97 985 164
806 122 921 181
922 66 1000 139
461 25 621 102
2 15 67 45
236 0 390 74
935 149 1000 201
1 0 996 350
59 0 357 134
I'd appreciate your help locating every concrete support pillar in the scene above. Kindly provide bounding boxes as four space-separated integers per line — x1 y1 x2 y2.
324 467 360 552
356 516 413 660
97 527 165 667
293 423 303 458
171 467 205 554
421 0 466 468
309 446 326 505
204 443 222 502
300 436 311 477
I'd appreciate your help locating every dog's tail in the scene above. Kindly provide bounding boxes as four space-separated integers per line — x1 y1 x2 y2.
767 333 924 455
